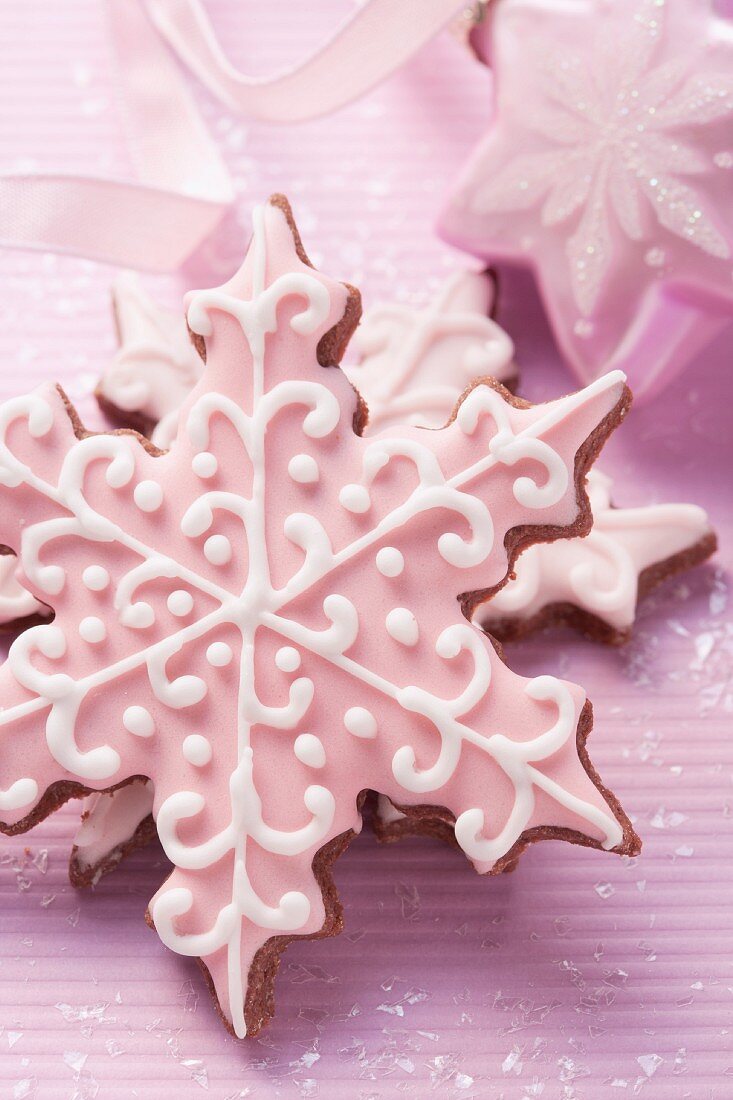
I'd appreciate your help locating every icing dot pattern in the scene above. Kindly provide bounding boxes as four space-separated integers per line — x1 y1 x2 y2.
204 534 232 565
192 451 218 479
82 566 110 592
79 616 106 644
182 734 213 767
134 480 164 512
167 590 194 617
339 484 370 513
386 607 419 647
275 646 301 673
288 454 319 484
344 707 378 739
293 734 326 769
123 706 155 738
376 547 404 578
207 642 233 667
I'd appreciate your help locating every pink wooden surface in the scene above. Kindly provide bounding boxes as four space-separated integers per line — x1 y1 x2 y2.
0 2 730 1096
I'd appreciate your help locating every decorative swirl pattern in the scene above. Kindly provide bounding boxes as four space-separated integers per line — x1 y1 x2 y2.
482 469 714 637
0 198 631 1038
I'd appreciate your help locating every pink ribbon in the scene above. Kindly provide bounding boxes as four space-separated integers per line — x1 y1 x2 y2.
0 0 463 272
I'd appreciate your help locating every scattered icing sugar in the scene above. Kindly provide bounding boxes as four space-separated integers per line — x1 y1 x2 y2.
637 1053 664 1078
178 979 200 1014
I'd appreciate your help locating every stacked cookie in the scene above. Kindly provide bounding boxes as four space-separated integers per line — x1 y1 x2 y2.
0 198 715 1035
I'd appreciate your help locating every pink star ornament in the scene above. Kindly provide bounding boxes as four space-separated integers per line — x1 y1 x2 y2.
440 0 733 398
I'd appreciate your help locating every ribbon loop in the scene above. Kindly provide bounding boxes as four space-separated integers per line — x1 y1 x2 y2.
0 0 463 271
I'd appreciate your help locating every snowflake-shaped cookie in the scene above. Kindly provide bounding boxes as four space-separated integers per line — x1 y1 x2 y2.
0 197 636 1036
440 0 733 397
72 286 715 884
71 269 519 884
347 270 517 430
72 268 518 880
96 272 203 439
481 470 716 644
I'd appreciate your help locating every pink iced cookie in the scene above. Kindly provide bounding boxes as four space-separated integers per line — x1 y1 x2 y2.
72 269 519 884
481 469 716 644
440 0 733 399
96 272 203 439
347 270 517 429
76 247 716 900
69 781 158 887
77 256 715 883
0 196 636 1036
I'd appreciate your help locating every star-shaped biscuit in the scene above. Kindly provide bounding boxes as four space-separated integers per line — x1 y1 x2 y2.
69 269 519 885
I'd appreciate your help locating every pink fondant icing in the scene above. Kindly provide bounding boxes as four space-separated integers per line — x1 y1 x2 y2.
81 259 713 876
74 268 520 878
0 198 632 1036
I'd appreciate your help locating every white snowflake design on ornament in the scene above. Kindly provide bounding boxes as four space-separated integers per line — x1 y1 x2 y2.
0 197 636 1037
347 271 516 430
463 0 733 314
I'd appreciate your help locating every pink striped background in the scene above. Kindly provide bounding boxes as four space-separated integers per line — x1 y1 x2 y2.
0 2 730 1096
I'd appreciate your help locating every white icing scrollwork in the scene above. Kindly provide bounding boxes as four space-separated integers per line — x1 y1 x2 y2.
0 202 627 1039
